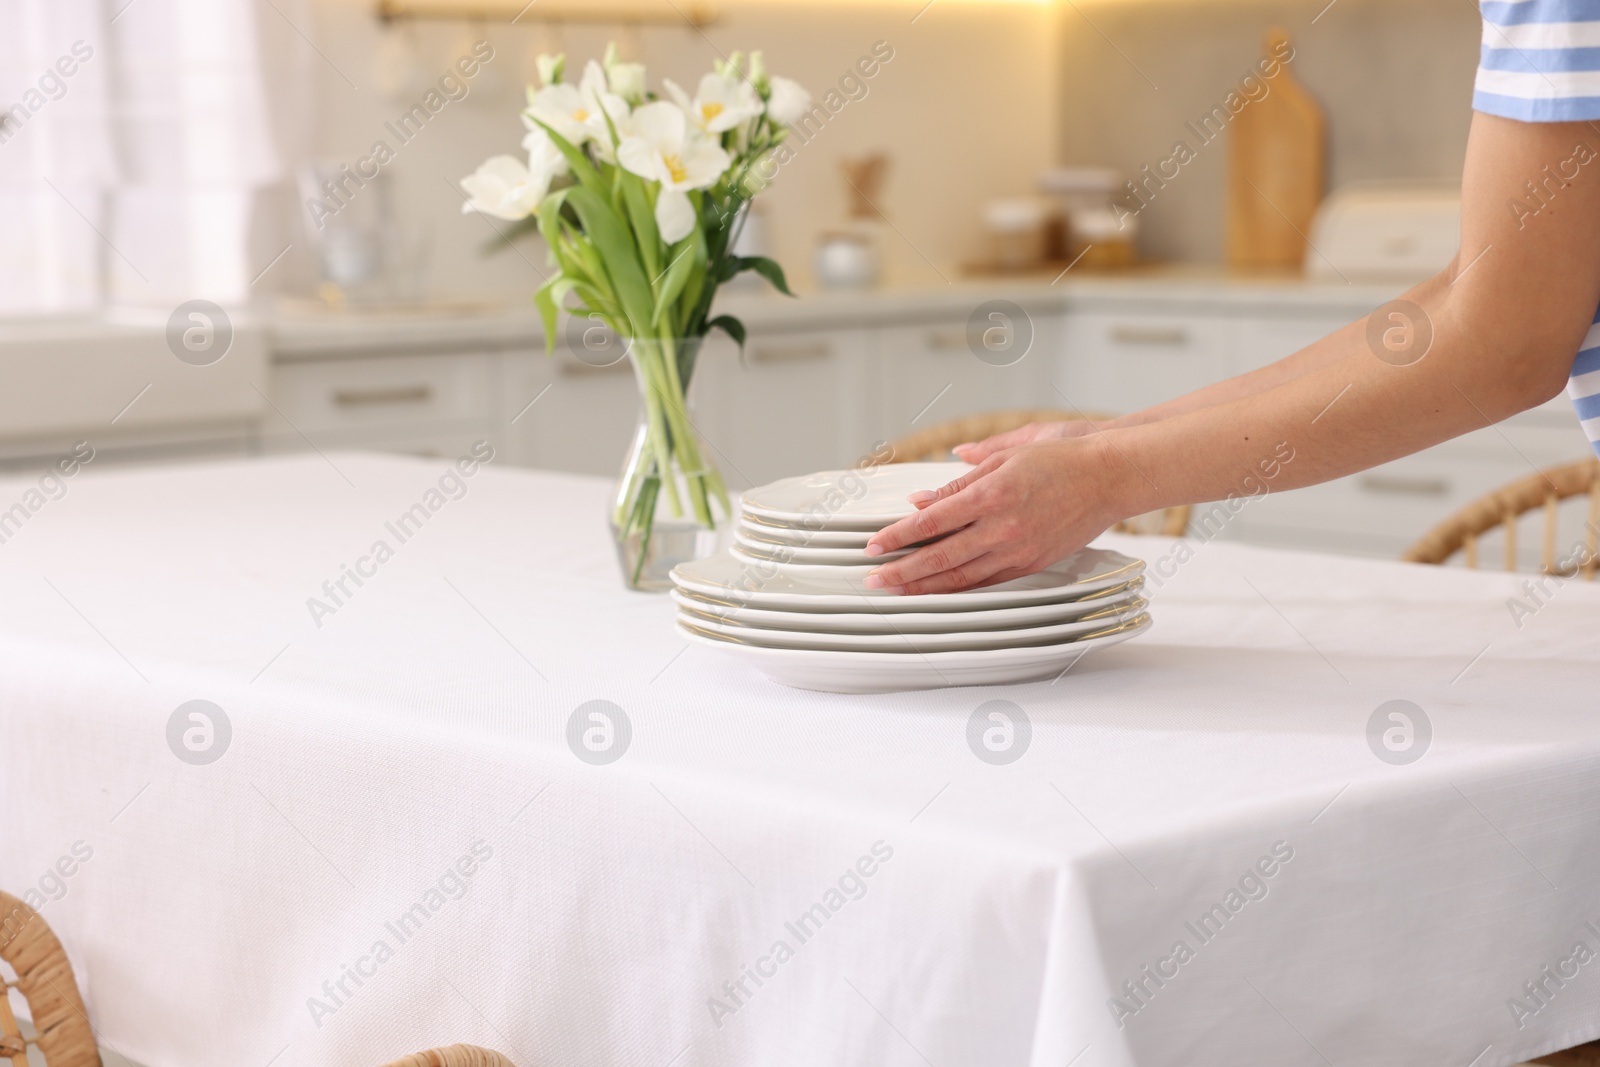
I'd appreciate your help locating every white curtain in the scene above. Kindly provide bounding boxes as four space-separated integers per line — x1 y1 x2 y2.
0 0 284 313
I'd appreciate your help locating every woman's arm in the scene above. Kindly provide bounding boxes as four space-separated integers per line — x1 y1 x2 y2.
865 113 1600 594
954 262 1459 462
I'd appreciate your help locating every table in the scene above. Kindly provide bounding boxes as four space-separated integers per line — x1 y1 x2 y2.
2 454 1598 1067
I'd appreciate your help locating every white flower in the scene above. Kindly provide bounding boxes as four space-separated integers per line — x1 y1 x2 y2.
602 43 647 104
522 125 570 184
526 61 618 147
617 101 731 242
663 72 762 134
535 52 565 88
527 84 592 146
585 93 635 164
607 61 646 104
766 76 812 127
459 155 552 221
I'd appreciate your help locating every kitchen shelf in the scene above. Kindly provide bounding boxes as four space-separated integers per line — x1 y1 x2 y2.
374 0 717 25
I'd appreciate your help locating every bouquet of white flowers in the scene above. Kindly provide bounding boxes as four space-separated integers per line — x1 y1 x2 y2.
461 46 810 588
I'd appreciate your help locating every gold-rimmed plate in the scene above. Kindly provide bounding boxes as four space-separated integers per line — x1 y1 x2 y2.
670 579 1145 633
738 462 971 528
671 546 1144 613
737 515 878 548
676 596 1148 652
676 613 1154 693
730 536 912 568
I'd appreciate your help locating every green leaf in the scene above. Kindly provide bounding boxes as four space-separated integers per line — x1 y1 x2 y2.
730 255 795 296
619 172 662 281
675 228 711 336
533 275 579 355
707 314 747 354
558 224 607 295
536 187 572 246
651 235 700 328
571 282 623 328
565 185 654 337
532 120 605 194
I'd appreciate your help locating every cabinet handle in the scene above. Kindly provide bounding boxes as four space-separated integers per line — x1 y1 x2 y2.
332 385 433 407
1110 325 1189 346
750 341 831 363
1360 474 1449 496
925 329 969 351
558 359 632 377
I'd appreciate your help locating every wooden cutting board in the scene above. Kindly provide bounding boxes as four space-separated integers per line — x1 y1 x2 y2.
1227 28 1326 270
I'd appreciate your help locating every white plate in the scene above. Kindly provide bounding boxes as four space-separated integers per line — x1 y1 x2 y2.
677 596 1148 652
729 547 915 579
671 547 1144 613
677 614 1154 693
736 518 876 549
739 462 971 527
731 532 909 566
670 579 1146 634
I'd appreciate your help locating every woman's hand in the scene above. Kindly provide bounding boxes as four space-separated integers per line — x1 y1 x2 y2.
862 437 1126 595
949 419 1100 464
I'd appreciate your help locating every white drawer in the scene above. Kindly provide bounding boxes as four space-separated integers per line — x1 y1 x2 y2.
697 327 877 488
1059 312 1235 413
877 314 1055 431
1235 314 1358 371
1227 441 1597 562
270 354 494 434
504 349 639 477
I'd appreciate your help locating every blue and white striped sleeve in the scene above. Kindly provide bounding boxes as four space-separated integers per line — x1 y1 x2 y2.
1475 0 1600 121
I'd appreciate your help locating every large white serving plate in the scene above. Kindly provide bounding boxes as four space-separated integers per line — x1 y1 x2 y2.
671 547 1144 613
677 614 1154 693
677 596 1148 652
738 462 971 527
731 533 909 566
737 517 877 548
670 580 1145 634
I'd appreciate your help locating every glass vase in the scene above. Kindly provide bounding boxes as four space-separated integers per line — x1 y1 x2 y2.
608 336 730 591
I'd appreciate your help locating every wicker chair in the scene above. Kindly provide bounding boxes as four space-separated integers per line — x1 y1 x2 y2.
1533 1043 1600 1065
380 1047 516 1067
1402 457 1600 574
0 879 1592 1067
0 890 100 1067
887 409 1192 537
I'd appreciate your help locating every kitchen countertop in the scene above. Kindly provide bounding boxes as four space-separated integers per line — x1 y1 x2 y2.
267 267 1408 358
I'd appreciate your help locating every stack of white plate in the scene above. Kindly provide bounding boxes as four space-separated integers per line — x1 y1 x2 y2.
670 463 1152 693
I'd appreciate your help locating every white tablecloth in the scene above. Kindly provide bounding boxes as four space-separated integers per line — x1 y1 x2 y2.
2 454 1599 1067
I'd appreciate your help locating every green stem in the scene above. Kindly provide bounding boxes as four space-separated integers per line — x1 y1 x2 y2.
630 477 660 587
633 345 684 519
614 421 652 529
654 336 713 528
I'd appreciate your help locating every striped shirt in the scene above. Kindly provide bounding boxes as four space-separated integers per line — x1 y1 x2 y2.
1476 0 1600 453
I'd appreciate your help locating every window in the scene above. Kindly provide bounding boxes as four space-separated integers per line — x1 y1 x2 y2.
0 0 282 313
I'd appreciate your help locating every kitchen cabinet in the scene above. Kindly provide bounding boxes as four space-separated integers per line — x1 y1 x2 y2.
270 352 497 439
22 274 1580 569
876 312 1058 441
0 316 267 473
1058 310 1237 412
694 326 876 490
504 348 638 478
1047 290 1591 560
1228 397 1592 561
1235 313 1361 370
259 350 498 464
